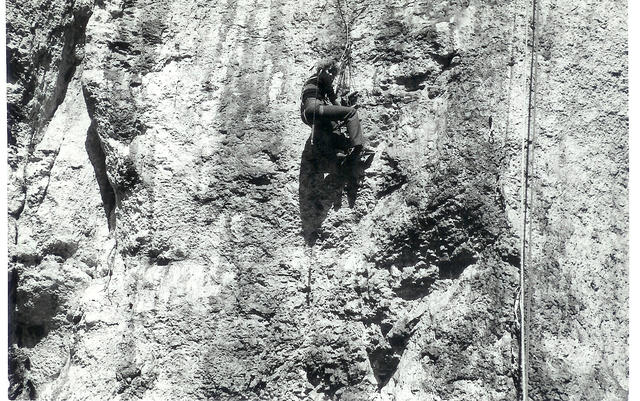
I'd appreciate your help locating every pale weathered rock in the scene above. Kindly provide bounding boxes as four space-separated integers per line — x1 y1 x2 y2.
7 0 627 400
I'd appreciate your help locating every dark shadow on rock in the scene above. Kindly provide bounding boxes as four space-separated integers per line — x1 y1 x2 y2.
365 307 423 390
298 129 357 246
438 247 478 279
85 121 116 230
394 276 437 301
368 346 402 389
344 151 374 208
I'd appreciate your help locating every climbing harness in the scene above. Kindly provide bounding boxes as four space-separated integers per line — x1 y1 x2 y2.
307 0 366 149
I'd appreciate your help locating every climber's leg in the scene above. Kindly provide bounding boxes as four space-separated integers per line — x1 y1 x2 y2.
318 104 364 148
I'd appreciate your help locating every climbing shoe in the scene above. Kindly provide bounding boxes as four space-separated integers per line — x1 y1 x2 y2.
361 149 375 169
340 146 375 168
340 146 361 168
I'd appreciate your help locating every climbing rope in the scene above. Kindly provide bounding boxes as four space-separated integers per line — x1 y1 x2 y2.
335 0 351 95
306 245 315 305
519 0 538 398
335 0 368 96
310 71 320 146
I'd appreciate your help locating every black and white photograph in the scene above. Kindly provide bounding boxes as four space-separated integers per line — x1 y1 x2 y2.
5 0 629 399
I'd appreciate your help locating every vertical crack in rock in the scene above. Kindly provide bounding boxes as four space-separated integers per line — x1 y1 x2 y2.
8 2 94 224
80 0 174 260
34 4 93 140
7 3 95 399
85 121 116 230
11 3 93 149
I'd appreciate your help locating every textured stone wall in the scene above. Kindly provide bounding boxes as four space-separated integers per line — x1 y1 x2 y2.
526 0 628 399
6 0 627 400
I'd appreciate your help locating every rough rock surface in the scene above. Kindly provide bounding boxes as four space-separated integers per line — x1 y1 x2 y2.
526 1 628 400
6 0 627 400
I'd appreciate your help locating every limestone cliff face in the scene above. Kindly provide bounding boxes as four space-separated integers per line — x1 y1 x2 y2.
7 0 627 400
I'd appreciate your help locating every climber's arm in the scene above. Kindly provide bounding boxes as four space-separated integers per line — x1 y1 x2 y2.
319 72 340 105
327 83 340 105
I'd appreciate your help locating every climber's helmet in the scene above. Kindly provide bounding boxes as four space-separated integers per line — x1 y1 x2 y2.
316 58 339 79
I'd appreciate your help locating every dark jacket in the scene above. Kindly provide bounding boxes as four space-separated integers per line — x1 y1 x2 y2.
300 73 338 106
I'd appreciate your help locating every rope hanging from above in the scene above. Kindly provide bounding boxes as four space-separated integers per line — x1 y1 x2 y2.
335 0 352 95
333 0 368 96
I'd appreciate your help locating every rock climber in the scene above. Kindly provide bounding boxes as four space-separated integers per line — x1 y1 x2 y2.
300 58 369 165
